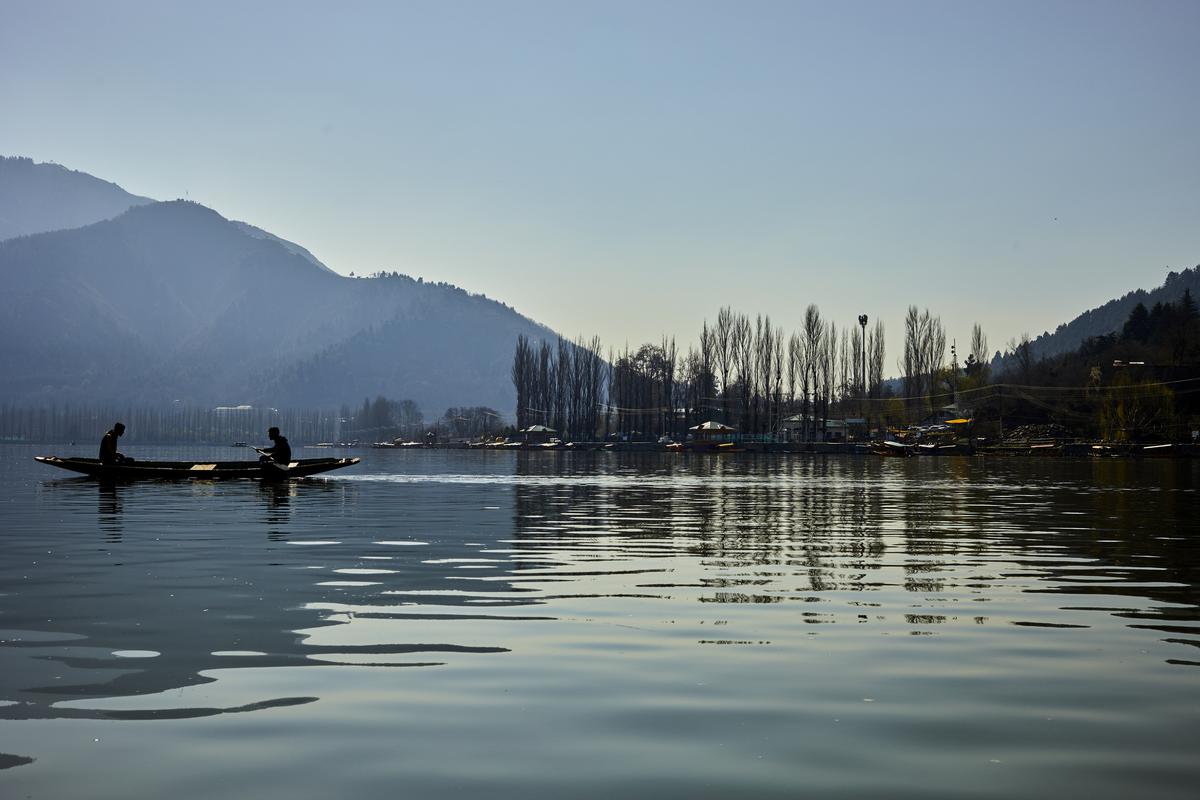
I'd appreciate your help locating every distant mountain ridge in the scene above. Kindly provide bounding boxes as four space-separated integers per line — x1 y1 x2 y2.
0 155 152 240
230 220 335 275
1 155 336 275
0 165 556 415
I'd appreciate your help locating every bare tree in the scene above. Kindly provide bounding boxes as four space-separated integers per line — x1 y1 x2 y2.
660 335 678 437
819 320 838 438
734 313 753 431
968 322 991 383
511 335 533 429
849 323 864 404
902 305 922 404
714 307 735 424
698 321 715 420
802 304 823 441
1007 333 1034 385
770 324 785 436
536 340 553 428
554 337 571 434
787 332 802 424
752 315 769 433
902 306 946 418
868 319 885 426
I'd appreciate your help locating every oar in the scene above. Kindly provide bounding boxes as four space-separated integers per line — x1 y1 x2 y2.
250 447 291 479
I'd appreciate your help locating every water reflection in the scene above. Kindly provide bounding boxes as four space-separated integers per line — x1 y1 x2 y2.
260 480 294 541
501 453 1199 651
0 446 1198 796
97 481 123 542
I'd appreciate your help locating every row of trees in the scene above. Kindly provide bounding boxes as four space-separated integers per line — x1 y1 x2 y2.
512 305 904 442
511 290 1200 443
340 396 424 441
341 397 504 441
511 335 607 441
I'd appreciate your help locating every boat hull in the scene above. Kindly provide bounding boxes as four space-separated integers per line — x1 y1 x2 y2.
870 442 914 458
35 456 360 481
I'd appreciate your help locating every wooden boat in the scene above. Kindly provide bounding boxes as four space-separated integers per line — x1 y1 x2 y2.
870 441 914 458
34 455 360 481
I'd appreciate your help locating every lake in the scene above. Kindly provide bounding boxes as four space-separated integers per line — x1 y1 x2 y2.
1 444 1197 799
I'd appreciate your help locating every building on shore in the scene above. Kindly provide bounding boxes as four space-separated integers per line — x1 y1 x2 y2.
520 425 557 445
780 416 867 442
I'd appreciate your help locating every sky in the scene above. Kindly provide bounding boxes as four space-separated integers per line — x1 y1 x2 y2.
2 0 1198 364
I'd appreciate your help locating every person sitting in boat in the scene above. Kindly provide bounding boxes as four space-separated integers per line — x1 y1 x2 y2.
99 422 132 464
258 427 292 464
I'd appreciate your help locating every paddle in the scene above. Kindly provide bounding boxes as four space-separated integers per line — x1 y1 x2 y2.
247 446 291 478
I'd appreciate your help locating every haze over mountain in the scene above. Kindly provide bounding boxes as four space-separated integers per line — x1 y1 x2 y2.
0 155 153 240
1 155 336 275
4 156 1192 417
229 220 335 275
0 162 555 415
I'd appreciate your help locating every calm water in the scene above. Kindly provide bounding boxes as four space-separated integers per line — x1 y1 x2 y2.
0 444 1197 799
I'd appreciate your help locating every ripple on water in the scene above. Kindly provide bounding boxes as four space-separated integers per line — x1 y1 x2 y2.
1 446 1198 799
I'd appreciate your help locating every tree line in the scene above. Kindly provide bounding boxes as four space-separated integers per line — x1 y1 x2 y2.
332 396 502 441
511 335 607 441
513 305 901 442
512 292 1200 443
976 291 1200 441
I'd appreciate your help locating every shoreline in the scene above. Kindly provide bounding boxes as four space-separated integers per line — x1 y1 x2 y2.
335 441 1200 459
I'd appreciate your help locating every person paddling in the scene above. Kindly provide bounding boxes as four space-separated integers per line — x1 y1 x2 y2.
258 427 292 464
99 422 132 464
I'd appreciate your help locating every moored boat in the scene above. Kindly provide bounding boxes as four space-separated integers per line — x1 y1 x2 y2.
34 455 360 481
870 441 914 458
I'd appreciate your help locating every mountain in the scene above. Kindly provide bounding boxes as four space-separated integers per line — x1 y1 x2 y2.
0 156 153 240
230 220 336 275
1 155 335 276
994 265 1200 370
0 199 553 415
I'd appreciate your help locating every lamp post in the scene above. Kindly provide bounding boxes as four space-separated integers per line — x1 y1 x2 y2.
858 314 868 441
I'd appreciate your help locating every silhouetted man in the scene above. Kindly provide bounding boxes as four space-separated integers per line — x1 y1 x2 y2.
259 427 292 464
99 422 131 464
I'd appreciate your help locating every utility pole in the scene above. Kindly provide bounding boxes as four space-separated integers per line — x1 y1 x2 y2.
858 314 868 441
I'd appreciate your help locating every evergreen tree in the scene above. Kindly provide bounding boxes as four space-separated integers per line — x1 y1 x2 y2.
1122 302 1151 342
1180 288 1197 321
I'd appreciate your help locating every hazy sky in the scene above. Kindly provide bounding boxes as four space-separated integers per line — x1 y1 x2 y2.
3 0 1198 362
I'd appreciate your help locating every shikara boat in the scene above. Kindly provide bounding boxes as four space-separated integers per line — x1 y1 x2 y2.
34 455 360 481
870 441 914 458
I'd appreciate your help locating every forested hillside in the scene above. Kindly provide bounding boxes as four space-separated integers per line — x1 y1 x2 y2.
1008 266 1200 365
0 199 554 413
